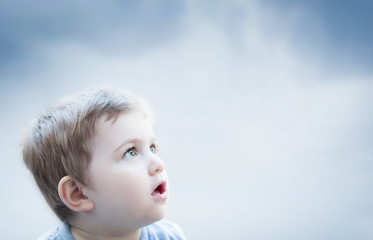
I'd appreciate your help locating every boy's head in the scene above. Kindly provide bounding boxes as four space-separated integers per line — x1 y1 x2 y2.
23 88 168 228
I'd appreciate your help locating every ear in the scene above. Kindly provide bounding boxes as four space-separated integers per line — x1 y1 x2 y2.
58 176 94 212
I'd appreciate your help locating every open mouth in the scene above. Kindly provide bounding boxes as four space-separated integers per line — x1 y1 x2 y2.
151 181 167 198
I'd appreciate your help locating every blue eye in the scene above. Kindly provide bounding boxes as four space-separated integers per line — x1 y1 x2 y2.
124 148 137 159
150 144 157 153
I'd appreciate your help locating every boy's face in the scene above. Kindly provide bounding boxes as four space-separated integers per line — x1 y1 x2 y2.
84 110 168 232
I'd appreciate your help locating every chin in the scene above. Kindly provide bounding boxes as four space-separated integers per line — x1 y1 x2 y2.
145 207 168 225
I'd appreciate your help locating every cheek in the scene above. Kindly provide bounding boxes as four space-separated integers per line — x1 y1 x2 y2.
96 177 150 217
91 168 149 202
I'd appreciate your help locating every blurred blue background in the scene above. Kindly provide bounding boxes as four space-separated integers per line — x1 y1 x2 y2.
1 1 372 239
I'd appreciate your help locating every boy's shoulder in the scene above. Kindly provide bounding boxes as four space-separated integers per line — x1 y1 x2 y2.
141 219 186 240
37 221 73 240
37 220 185 240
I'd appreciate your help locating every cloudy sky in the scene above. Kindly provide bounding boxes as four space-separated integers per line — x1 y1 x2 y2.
1 1 372 239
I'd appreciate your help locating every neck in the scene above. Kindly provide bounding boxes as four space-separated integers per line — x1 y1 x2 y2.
71 225 141 240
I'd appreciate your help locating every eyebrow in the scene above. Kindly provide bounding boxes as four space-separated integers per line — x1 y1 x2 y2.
114 136 156 153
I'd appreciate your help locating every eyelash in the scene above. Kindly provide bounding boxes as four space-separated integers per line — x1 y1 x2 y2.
123 144 158 159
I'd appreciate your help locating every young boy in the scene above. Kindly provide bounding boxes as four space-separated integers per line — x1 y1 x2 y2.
22 87 185 240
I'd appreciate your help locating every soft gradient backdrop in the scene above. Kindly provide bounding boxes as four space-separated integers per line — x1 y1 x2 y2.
1 1 372 239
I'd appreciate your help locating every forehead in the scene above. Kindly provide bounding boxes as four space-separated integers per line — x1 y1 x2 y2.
96 110 154 139
104 104 154 125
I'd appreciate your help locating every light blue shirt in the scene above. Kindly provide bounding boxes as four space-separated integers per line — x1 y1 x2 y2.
38 220 186 240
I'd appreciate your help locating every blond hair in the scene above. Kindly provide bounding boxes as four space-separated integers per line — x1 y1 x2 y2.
22 87 152 220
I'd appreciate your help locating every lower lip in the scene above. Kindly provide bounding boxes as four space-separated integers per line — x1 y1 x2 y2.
152 192 168 201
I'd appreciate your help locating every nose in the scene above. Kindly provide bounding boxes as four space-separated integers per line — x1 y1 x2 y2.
148 154 165 176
